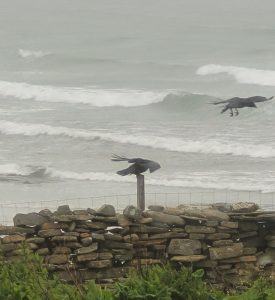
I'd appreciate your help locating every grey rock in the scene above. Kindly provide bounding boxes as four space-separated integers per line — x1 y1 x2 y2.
145 211 185 226
185 225 215 234
96 204 116 217
13 213 49 226
210 203 233 212
168 239 201 255
209 243 243 260
56 205 71 215
123 205 142 220
231 202 259 213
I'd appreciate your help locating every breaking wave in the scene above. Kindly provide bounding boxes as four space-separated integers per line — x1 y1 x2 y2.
197 64 275 87
2 164 274 192
18 49 51 59
0 80 168 107
0 120 274 158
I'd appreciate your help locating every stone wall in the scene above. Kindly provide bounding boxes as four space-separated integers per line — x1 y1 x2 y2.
0 202 274 288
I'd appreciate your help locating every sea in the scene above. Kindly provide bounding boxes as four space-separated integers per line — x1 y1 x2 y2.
0 0 275 222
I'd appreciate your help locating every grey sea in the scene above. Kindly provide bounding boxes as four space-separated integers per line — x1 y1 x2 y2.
0 0 275 222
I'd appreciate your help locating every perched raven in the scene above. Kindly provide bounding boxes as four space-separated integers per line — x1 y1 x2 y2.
212 96 274 116
111 155 161 176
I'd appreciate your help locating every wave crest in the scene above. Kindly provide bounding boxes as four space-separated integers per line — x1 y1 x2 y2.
0 80 167 107
0 120 274 158
197 64 275 87
18 49 51 59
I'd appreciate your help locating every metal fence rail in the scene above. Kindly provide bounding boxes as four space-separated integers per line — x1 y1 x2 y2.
0 190 274 225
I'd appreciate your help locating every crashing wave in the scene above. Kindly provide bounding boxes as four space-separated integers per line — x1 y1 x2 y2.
197 64 275 87
0 120 274 158
18 49 51 59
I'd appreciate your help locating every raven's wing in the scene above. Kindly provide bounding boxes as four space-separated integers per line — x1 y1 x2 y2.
248 96 274 103
116 164 137 176
111 155 146 164
211 97 240 105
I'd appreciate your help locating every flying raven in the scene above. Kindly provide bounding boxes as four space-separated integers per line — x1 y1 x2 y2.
212 96 274 116
111 155 161 176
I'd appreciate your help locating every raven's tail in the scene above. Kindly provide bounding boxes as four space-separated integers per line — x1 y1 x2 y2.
111 155 129 162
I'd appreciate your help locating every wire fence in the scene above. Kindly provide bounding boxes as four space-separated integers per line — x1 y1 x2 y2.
0 190 275 225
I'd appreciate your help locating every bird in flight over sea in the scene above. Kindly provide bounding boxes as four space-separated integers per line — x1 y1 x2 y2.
111 155 161 176
212 96 274 116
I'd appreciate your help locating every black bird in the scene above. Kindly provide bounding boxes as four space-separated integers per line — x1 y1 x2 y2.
212 96 274 116
111 155 161 176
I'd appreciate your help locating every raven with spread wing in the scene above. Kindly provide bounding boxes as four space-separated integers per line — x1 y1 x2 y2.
111 155 161 176
212 96 274 116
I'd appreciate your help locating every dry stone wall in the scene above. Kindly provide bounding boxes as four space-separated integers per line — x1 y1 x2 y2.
0 202 275 287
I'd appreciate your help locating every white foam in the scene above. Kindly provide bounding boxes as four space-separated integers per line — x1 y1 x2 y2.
47 168 275 193
0 120 274 158
18 49 51 59
197 64 275 87
0 163 30 176
0 80 166 107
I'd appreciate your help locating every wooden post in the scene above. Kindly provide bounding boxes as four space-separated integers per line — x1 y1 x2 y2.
136 174 145 211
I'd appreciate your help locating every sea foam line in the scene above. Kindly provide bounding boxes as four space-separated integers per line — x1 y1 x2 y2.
0 80 166 107
0 120 274 158
2 163 274 193
197 64 275 87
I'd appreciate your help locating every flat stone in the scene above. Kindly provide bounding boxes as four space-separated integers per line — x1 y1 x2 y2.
81 237 93 246
64 232 80 237
103 241 133 250
168 239 201 255
53 214 92 222
87 260 112 269
36 248 49 256
0 243 17 252
130 225 167 234
85 222 107 230
209 243 243 260
65 242 82 249
40 223 63 230
220 221 238 229
75 244 98 255
98 252 113 260
148 232 187 240
92 216 118 223
210 203 232 212
0 225 35 235
201 208 229 221
26 237 45 244
91 233 105 241
206 233 231 240
163 207 185 216
38 229 62 238
38 209 53 218
134 239 166 247
194 260 218 268
145 211 185 226
2 235 25 244
212 240 234 247
123 205 142 221
46 255 69 265
129 259 162 266
76 252 98 262
13 213 49 226
27 243 39 250
205 221 219 227
238 222 258 232
185 225 215 234
96 204 116 217
51 235 78 243
139 217 153 224
189 233 205 240
231 202 259 213
220 255 257 264
104 233 123 242
68 222 76 232
265 235 275 241
53 246 71 254
170 255 207 262
148 205 164 212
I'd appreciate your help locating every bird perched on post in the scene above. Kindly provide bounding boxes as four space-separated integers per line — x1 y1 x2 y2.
212 96 274 116
111 155 161 176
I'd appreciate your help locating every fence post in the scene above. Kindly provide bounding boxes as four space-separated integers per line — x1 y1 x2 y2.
136 174 145 211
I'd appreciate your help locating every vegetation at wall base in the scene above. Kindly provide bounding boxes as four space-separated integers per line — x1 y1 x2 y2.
0 248 275 300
